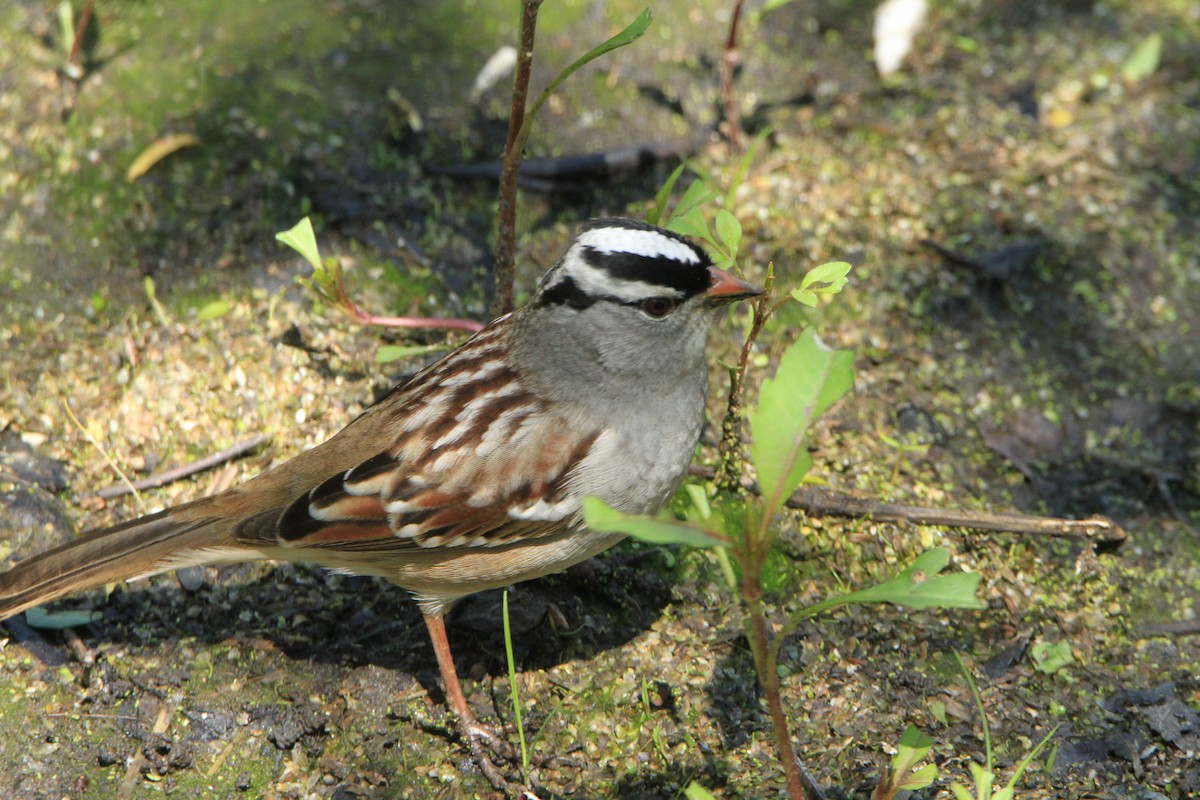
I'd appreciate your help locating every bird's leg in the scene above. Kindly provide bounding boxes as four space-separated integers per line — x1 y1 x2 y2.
422 613 515 789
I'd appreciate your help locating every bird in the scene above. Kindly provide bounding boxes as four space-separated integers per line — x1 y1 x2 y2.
0 217 761 779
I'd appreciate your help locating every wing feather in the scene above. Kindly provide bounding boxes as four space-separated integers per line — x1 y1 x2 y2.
267 356 600 553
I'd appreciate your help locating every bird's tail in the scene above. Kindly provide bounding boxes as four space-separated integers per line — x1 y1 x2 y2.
0 502 243 621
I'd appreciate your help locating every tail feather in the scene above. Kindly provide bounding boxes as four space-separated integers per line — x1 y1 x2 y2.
0 505 245 620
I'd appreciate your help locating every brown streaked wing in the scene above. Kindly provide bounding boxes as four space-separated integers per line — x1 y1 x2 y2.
269 399 601 552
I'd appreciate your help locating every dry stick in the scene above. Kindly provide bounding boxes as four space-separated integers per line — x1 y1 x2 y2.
94 434 269 500
787 486 1127 545
1140 620 1200 637
689 466 1126 545
721 0 746 149
492 0 544 319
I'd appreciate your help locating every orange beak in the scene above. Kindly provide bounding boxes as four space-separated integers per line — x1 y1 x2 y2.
704 266 763 304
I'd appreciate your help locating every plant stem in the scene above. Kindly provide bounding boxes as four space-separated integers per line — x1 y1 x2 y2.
493 0 544 319
67 0 96 74
721 0 746 148
333 263 483 332
714 278 773 494
743 564 808 800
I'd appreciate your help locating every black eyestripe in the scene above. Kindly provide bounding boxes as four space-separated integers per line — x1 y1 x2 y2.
537 276 597 310
579 247 711 296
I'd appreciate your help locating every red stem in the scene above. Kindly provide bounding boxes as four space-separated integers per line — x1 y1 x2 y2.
721 0 746 148
492 0 544 318
335 264 484 332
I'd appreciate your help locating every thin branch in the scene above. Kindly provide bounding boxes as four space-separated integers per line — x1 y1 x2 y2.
493 0 544 319
721 0 746 148
786 486 1127 546
689 465 1127 546
93 434 270 500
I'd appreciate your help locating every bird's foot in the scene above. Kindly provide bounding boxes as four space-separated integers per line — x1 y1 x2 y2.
457 715 518 792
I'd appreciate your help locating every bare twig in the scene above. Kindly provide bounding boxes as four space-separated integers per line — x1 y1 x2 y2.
94 434 269 500
788 486 1127 545
1139 620 1200 637
493 0 544 319
690 465 1127 546
721 0 746 148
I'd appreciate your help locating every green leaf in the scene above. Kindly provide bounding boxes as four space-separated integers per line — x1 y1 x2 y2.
502 590 530 775
837 548 986 610
522 9 652 143
583 497 728 548
747 328 854 513
969 762 994 797
1121 32 1161 83
57 1 75 56
684 483 712 521
928 698 948 725
649 163 686 227
762 0 797 13
195 298 231 321
573 7 652 63
897 724 934 755
683 783 718 800
375 343 450 364
672 179 719 220
800 261 852 294
891 725 936 784
275 217 323 272
714 209 741 261
950 784 975 800
1030 639 1074 674
897 763 938 791
665 206 714 245
724 126 772 209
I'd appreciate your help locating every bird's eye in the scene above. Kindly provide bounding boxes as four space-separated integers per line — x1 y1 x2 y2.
640 297 675 318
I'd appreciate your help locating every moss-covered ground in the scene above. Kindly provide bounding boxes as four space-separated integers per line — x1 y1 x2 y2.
1 0 1198 797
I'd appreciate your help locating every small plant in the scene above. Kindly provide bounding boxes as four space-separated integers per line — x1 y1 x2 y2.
501 589 530 782
950 653 1060 800
274 217 483 361
872 726 938 800
586 184 984 800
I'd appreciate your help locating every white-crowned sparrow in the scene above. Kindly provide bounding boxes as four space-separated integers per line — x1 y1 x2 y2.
0 217 760 775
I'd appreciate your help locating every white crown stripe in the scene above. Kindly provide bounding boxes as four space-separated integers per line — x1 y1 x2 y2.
576 227 701 264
